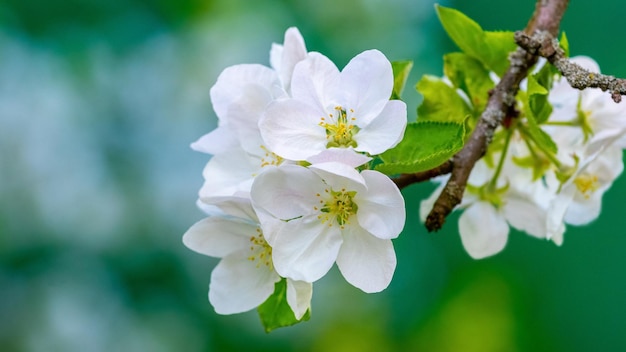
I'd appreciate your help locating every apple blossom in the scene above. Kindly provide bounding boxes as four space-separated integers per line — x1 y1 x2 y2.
183 196 312 319
259 50 407 162
250 163 405 293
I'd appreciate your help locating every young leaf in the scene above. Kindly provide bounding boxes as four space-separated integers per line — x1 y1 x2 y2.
376 120 465 174
436 5 516 76
443 52 494 113
560 31 569 58
527 74 553 124
416 75 472 123
258 279 310 333
391 60 414 100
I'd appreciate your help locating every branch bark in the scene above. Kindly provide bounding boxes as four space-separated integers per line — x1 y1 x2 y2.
424 0 570 232
515 30 626 103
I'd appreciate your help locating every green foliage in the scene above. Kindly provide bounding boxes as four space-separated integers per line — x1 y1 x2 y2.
560 31 570 57
391 60 414 100
416 75 472 123
376 121 465 174
436 5 517 76
443 52 495 114
258 279 310 333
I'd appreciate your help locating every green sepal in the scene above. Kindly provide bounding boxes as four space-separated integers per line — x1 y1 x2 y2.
435 5 516 76
376 120 465 175
443 52 495 113
391 60 414 100
416 75 472 124
258 278 310 333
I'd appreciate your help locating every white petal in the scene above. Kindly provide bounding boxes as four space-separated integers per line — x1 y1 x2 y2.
251 165 326 221
502 194 548 239
201 196 258 222
306 148 371 168
356 170 406 239
546 187 575 244
353 100 407 155
276 27 308 91
458 202 509 259
339 50 393 124
183 217 257 257
563 192 602 225
198 148 257 198
270 214 343 282
290 52 340 113
309 161 367 189
260 99 327 161
209 254 280 314
286 279 312 320
191 126 238 155
210 64 279 121
336 226 396 293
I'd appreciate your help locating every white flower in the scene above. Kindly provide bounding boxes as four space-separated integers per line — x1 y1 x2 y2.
250 163 405 293
420 159 549 259
548 56 626 154
191 28 309 198
259 50 407 162
546 145 624 245
183 196 312 319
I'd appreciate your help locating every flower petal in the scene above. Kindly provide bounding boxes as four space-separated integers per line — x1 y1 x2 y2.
210 64 279 121
309 161 367 189
201 196 258 222
251 165 326 221
260 99 327 161
355 170 406 239
564 192 602 225
338 50 393 124
270 215 343 282
209 254 280 314
336 225 396 293
458 202 508 259
272 27 308 91
198 147 257 198
306 148 371 168
502 193 548 239
183 217 257 258
290 52 340 114
191 126 238 155
353 100 407 155
286 279 313 320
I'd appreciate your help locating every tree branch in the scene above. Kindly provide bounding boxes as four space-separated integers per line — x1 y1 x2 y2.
392 160 453 189
515 30 626 103
424 0 570 232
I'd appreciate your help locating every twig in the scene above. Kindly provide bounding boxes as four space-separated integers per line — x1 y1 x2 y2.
392 160 453 189
424 0 570 232
515 31 626 103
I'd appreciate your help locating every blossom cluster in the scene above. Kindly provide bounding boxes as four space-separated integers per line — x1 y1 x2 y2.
183 28 407 319
421 57 626 259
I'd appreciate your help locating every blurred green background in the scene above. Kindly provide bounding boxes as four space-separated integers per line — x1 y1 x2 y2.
1 0 625 351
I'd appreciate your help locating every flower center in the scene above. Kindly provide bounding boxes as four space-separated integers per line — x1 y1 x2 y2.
259 145 284 168
247 228 273 269
573 173 599 199
314 187 358 229
319 106 359 148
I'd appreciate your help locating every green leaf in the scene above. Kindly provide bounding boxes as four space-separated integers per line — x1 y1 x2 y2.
391 60 413 100
436 5 516 76
377 120 465 174
527 74 553 124
443 52 494 113
416 75 472 123
560 31 569 57
258 279 310 333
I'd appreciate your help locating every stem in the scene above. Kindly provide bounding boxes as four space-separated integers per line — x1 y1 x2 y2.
489 128 513 189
